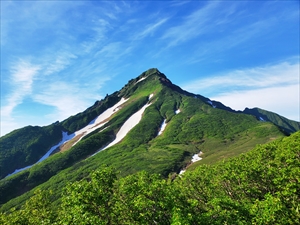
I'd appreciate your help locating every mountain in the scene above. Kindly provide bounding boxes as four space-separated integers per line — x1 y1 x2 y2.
0 68 298 210
1 130 299 224
243 107 300 134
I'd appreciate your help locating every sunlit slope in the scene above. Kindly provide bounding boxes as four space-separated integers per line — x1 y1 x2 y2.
0 69 286 210
1 131 299 224
243 107 300 134
0 124 63 179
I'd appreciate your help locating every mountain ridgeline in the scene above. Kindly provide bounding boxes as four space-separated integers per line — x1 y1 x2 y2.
0 68 299 211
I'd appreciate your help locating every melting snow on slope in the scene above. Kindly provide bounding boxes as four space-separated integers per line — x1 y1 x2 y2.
191 152 202 163
103 101 152 150
93 94 154 155
6 131 74 177
207 100 216 108
179 152 202 175
158 119 167 136
135 76 148 84
37 132 74 163
72 98 128 146
259 117 265 121
175 109 181 114
6 98 129 178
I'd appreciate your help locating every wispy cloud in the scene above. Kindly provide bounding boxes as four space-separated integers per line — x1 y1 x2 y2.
181 59 300 121
43 52 78 76
182 61 299 94
134 17 169 40
161 1 220 47
32 81 102 121
1 60 40 117
214 85 299 121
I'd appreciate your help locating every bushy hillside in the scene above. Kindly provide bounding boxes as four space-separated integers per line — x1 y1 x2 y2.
0 68 296 211
1 131 299 224
0 124 62 179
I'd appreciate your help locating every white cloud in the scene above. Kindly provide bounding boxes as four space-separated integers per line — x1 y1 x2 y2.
32 81 103 122
44 52 77 75
182 61 299 94
1 60 40 136
212 85 299 122
1 60 40 117
181 60 300 121
161 1 220 47
134 17 169 40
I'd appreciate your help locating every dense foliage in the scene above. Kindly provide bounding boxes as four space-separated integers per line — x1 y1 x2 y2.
1 131 299 224
0 69 286 210
0 124 62 179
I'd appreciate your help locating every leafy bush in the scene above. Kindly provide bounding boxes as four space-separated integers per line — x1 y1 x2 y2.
1 131 299 224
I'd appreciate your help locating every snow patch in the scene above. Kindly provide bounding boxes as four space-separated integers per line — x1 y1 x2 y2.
6 165 32 177
157 119 167 136
259 116 265 121
93 94 154 155
207 100 216 108
175 109 181 114
179 151 203 175
72 98 128 146
6 131 74 177
179 170 186 175
135 76 147 84
38 132 74 163
191 153 202 163
5 98 129 177
103 102 152 150
149 93 154 99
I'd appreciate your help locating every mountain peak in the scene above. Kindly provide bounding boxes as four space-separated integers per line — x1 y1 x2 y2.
138 68 167 79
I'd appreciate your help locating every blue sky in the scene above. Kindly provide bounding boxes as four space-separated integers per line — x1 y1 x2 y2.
1 0 299 136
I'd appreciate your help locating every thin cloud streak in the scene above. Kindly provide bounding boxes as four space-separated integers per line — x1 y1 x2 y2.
212 84 299 122
182 61 299 95
1 60 40 117
134 17 169 40
1 1 298 136
161 1 220 47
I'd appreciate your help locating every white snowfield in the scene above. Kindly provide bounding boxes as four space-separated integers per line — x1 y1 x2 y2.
101 94 154 151
6 98 129 177
72 98 128 146
6 131 73 177
179 152 202 175
191 152 202 163
38 131 74 163
207 100 216 108
158 119 167 136
135 76 148 84
259 117 265 121
158 109 180 136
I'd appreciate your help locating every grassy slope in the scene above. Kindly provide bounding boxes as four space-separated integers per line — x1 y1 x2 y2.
0 124 63 179
0 81 285 211
243 107 300 134
1 131 298 224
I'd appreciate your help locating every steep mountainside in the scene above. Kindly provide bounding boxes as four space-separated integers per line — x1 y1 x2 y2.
243 107 300 134
1 131 299 224
0 68 298 210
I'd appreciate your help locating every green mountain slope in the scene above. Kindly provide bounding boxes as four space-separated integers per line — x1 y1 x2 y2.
0 68 297 210
0 124 62 179
243 107 300 134
1 131 299 224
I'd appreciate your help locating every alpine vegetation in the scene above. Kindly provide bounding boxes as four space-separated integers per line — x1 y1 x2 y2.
0 69 299 224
